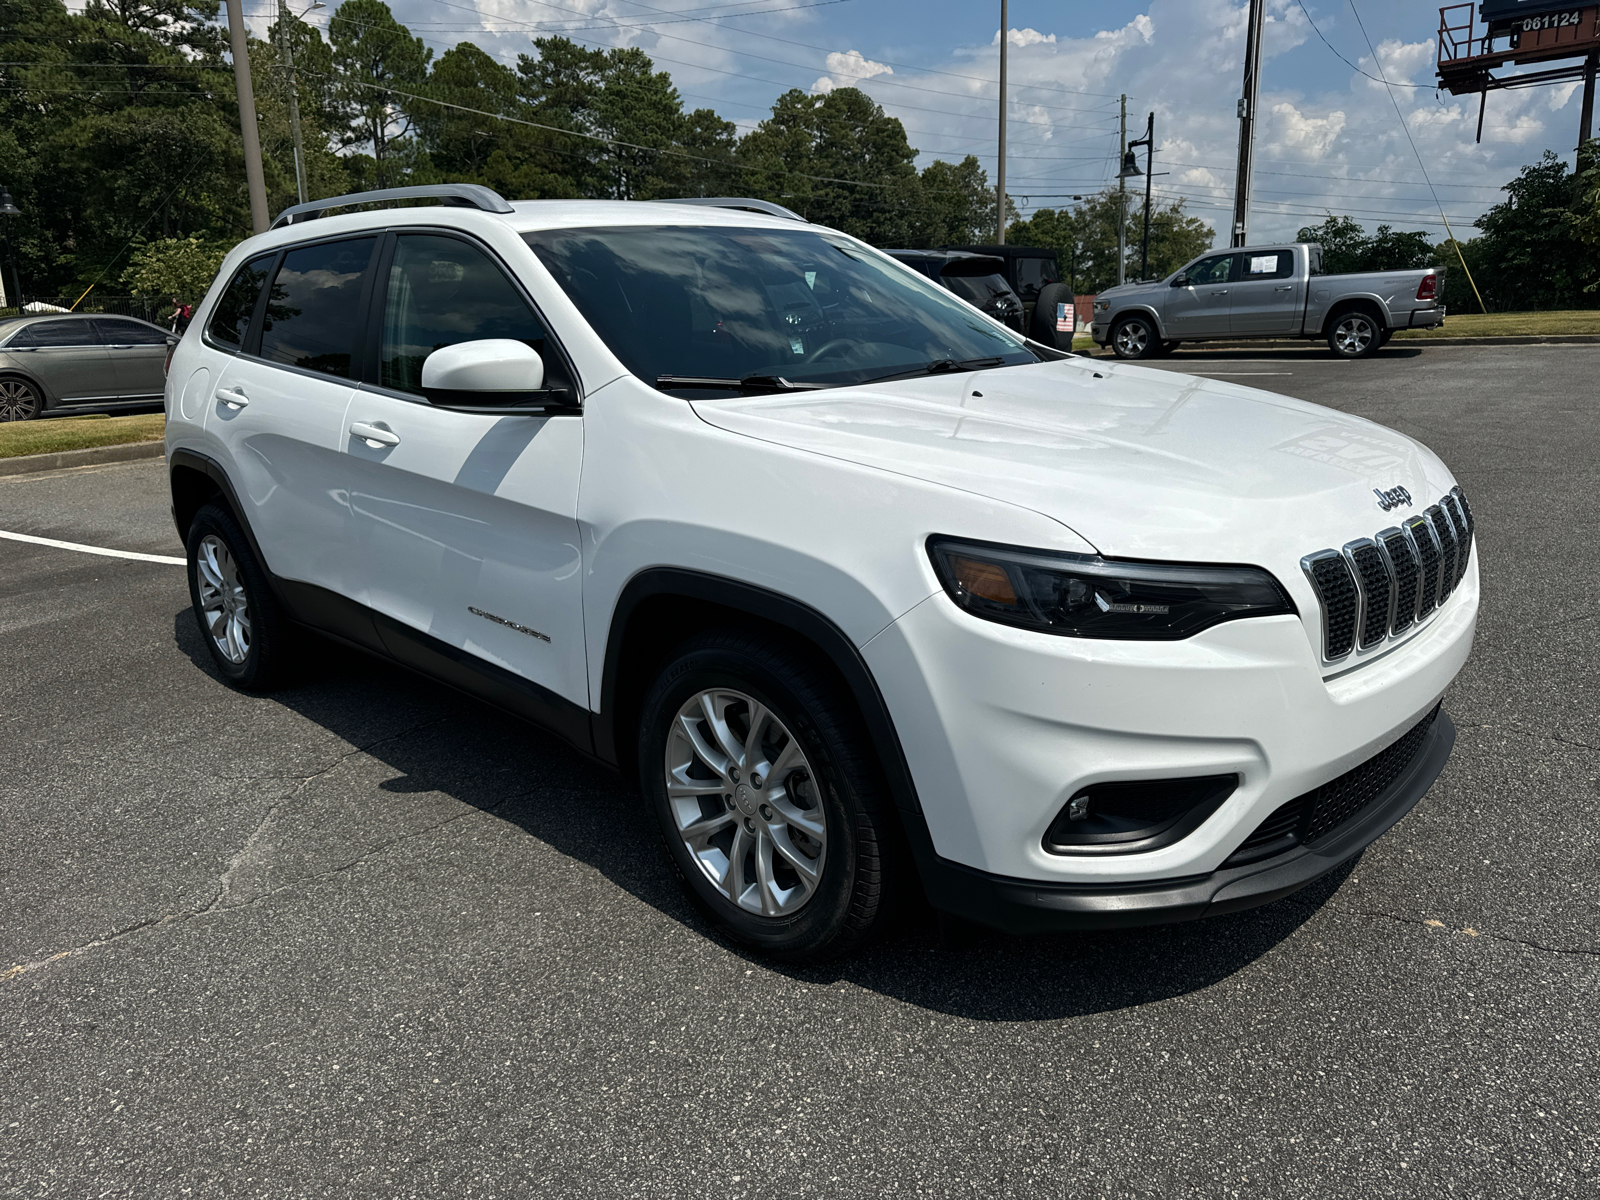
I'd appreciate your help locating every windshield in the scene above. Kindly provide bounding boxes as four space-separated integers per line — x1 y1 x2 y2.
523 225 1036 392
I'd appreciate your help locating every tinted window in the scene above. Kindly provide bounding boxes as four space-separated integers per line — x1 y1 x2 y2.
208 254 275 349
1014 256 1057 295
1186 255 1236 285
525 225 1033 391
380 234 556 396
9 319 100 347
258 238 375 377
95 318 170 346
1241 251 1293 280
944 273 1014 307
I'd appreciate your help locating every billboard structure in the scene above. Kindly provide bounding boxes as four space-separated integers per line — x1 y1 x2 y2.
1437 3 1599 144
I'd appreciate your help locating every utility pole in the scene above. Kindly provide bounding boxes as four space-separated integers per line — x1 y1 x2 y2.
996 0 1008 244
277 0 321 206
1117 94 1127 286
1580 51 1597 151
1135 113 1155 280
225 0 269 233
1231 0 1265 247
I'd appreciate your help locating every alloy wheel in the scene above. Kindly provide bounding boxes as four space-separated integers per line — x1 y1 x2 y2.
0 379 39 421
1114 320 1150 358
664 688 826 918
195 534 251 664
1334 315 1374 356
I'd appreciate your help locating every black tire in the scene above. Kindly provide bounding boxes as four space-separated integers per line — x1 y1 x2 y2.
1027 281 1078 351
1110 314 1159 359
184 502 296 690
0 376 42 421
637 629 904 962
1327 308 1382 359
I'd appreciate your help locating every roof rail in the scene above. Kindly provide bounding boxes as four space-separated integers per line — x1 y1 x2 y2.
270 184 515 230
656 197 807 222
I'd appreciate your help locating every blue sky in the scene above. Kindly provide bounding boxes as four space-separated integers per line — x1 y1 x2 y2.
265 0 1596 246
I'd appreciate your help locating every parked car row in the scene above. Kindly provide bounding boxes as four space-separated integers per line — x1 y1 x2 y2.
0 313 175 421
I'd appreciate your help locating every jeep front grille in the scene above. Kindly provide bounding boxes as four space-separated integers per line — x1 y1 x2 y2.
1301 489 1474 663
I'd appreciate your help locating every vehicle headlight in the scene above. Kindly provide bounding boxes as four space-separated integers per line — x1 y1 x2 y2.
1093 300 1110 313
928 537 1295 640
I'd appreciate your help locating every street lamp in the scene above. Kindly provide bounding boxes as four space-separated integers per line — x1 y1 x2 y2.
0 185 21 312
278 0 325 206
1126 113 1163 282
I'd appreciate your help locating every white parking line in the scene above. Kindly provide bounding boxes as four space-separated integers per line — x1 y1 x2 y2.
0 529 185 565
1181 370 1294 376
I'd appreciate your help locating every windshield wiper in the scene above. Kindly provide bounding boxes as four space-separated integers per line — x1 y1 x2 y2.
854 356 1008 386
655 374 830 393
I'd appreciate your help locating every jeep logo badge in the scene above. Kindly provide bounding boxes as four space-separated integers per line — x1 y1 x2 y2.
1373 485 1412 512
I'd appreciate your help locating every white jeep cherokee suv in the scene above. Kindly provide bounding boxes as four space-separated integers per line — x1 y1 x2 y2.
165 185 1478 961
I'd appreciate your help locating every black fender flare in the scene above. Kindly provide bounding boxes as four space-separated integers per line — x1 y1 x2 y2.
595 567 926 827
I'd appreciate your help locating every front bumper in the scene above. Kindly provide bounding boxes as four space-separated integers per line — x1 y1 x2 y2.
913 709 1454 934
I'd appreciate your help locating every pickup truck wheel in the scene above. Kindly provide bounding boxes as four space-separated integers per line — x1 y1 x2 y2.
1111 315 1157 359
1328 310 1381 359
638 630 901 962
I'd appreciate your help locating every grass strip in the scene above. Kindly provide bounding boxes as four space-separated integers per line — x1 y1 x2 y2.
1393 310 1600 339
0 412 165 459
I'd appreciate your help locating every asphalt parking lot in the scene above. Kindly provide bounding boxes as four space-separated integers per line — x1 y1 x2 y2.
2 343 1596 1198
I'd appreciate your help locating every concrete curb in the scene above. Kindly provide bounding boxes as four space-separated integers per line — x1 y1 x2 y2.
0 440 165 477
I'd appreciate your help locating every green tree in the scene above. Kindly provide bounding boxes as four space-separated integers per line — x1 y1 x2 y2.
1295 214 1434 274
736 87 918 242
1008 190 1213 293
329 0 431 188
1457 151 1594 310
120 235 229 300
1568 138 1600 293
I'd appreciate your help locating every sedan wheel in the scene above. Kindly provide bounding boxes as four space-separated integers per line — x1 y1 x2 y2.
1329 312 1380 359
0 378 41 421
665 688 826 917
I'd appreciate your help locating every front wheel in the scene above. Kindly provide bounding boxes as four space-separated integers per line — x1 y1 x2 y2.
0 377 42 421
1328 310 1381 359
637 630 903 962
1111 315 1158 359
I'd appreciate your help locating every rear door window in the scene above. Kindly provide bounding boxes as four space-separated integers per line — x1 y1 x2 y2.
208 254 276 350
1014 257 1057 295
9 318 101 347
94 318 170 346
258 237 376 378
1241 251 1293 280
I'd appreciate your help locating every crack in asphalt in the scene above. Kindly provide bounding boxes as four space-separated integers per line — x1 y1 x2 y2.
3 715 457 981
1450 720 1600 756
1288 897 1600 960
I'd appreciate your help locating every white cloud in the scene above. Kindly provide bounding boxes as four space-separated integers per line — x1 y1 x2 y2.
812 49 893 95
993 28 1058 48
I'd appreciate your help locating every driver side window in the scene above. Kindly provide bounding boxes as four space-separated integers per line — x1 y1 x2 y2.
1187 255 1236 286
379 234 564 397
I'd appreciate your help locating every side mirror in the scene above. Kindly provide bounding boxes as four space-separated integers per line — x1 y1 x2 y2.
419 338 572 413
1171 272 1189 288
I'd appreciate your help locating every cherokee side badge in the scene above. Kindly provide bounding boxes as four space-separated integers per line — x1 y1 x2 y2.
1373 485 1412 512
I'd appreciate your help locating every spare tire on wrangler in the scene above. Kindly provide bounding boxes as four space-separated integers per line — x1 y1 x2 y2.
1027 281 1078 351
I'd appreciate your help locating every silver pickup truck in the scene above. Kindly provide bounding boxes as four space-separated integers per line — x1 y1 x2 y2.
1089 243 1444 360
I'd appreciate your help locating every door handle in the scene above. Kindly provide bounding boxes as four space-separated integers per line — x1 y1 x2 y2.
1273 285 1294 292
215 386 249 409
350 421 400 448
1210 289 1229 295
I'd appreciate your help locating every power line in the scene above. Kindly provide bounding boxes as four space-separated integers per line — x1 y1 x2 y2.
1345 0 1486 307
1293 0 1429 88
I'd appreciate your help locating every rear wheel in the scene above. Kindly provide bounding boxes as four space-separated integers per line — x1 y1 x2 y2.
1327 309 1382 359
0 377 42 421
1111 314 1158 360
637 630 903 962
185 502 297 690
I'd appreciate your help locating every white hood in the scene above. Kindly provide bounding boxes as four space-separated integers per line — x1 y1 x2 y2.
689 357 1455 565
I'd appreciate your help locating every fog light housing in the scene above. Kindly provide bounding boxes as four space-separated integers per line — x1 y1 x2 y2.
1044 775 1238 855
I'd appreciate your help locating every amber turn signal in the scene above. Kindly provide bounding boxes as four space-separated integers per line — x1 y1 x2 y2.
950 554 1017 605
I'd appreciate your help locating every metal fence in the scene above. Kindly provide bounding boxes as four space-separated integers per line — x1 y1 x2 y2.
0 295 169 324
